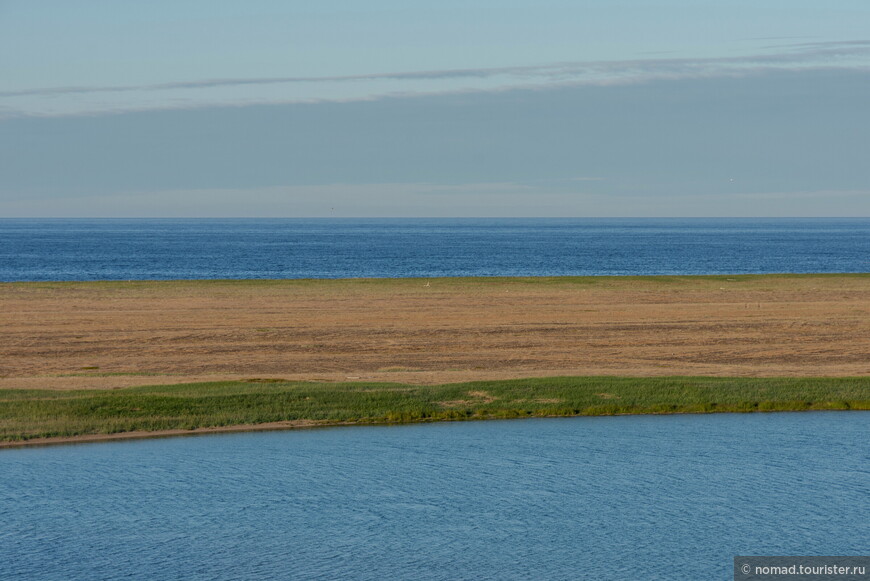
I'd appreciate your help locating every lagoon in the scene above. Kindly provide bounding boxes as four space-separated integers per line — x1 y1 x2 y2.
2 412 867 580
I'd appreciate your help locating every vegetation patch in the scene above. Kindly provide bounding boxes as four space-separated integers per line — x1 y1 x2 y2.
1 376 868 445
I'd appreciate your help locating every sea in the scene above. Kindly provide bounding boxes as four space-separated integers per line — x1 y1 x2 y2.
1 217 869 281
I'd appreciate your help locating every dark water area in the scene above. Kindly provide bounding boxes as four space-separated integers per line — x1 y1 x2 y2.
2 218 869 281
1 413 868 580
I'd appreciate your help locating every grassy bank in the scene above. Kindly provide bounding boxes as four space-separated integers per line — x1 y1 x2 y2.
5 272 870 293
2 376 868 445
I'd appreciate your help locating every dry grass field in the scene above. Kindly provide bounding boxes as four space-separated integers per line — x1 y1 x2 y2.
2 274 869 391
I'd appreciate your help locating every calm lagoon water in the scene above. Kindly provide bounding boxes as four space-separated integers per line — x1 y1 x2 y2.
2 217 870 281
2 412 868 580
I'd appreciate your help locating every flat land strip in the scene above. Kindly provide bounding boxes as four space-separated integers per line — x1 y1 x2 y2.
2 377 868 445
3 274 869 445
2 274 870 389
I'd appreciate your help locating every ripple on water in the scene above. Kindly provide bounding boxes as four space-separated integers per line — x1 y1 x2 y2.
1 412 868 580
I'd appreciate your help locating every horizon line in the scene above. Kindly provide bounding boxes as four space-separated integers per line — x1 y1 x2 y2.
2 216 868 220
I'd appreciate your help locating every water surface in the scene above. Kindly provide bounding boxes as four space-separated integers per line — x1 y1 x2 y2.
2 218 869 281
2 412 867 580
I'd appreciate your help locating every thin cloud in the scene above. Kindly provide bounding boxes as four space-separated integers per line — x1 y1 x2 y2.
4 41 870 99
2 41 869 118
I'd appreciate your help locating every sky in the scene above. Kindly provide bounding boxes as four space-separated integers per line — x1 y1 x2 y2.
1 0 869 217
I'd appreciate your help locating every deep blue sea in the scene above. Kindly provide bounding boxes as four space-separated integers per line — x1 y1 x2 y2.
1 413 868 581
2 218 869 281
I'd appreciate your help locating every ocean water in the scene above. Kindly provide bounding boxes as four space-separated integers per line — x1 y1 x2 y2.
1 413 868 581
1 218 869 281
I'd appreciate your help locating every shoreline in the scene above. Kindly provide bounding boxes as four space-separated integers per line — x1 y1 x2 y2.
2 406 867 449
0 419 348 449
3 271 869 285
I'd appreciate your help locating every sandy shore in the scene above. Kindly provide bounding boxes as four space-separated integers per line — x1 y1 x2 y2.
0 419 349 448
2 274 869 390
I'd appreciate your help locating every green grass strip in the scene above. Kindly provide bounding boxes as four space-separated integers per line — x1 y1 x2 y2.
1 376 868 443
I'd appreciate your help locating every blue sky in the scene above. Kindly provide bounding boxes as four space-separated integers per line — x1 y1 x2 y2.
1 0 868 216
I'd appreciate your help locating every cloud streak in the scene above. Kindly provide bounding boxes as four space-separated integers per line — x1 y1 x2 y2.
3 41 869 118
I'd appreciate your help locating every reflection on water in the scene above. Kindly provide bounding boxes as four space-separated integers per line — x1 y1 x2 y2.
1 412 868 580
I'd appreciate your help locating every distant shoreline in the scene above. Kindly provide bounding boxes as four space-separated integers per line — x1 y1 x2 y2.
3 271 870 284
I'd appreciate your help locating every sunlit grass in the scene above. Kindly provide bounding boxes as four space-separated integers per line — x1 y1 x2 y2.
1 376 867 443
